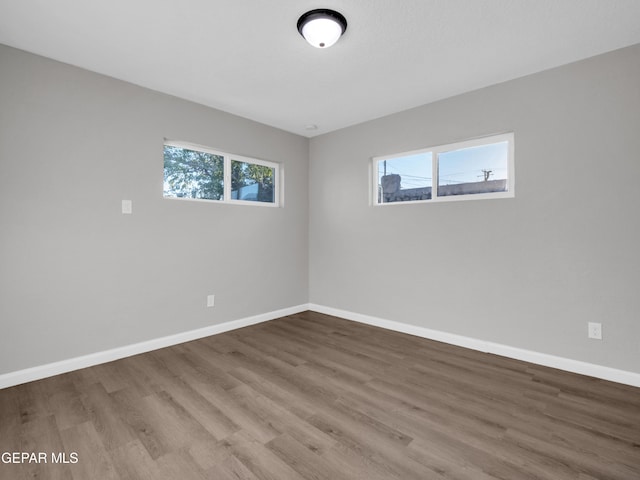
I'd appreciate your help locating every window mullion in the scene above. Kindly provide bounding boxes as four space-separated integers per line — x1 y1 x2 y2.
432 151 438 200
223 155 231 201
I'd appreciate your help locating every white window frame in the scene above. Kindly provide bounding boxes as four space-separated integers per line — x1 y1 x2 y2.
372 132 514 205
164 140 281 207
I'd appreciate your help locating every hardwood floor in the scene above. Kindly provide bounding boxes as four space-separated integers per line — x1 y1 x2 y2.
1 311 639 480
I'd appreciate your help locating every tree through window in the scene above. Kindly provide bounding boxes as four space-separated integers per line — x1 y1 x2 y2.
163 141 280 206
164 145 224 200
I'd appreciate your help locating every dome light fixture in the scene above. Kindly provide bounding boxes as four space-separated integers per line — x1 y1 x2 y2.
297 9 347 49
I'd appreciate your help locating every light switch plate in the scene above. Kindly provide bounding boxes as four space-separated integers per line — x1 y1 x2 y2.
122 200 132 214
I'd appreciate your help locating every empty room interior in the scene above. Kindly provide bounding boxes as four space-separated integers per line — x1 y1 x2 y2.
1 1 640 479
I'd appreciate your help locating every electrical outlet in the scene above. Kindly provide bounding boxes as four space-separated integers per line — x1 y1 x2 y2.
207 294 215 307
588 322 602 340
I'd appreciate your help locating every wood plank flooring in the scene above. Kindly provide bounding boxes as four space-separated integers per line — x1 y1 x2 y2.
1 311 639 480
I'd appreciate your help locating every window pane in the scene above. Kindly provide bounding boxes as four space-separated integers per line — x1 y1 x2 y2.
437 141 508 197
163 145 224 200
377 153 432 203
231 160 275 203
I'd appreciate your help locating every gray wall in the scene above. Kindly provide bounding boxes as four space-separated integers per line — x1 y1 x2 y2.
2 42 639 378
309 44 640 373
0 45 309 375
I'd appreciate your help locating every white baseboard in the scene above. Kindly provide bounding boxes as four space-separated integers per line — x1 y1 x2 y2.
0 304 308 389
308 303 640 388
3 303 639 390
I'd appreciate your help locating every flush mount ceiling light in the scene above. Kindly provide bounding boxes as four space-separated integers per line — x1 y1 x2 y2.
297 9 347 48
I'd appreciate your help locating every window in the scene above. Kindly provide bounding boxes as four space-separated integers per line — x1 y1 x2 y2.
231 158 276 203
373 133 514 204
163 144 224 200
164 141 280 206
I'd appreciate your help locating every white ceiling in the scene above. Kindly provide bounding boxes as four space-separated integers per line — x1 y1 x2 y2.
1 1 639 137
